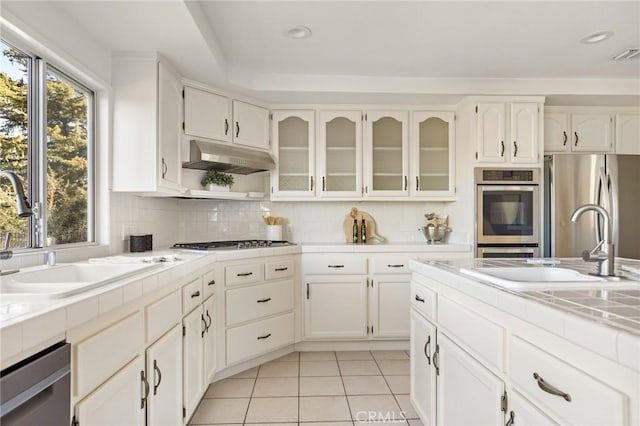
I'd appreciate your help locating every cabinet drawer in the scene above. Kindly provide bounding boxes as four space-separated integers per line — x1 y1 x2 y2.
438 296 504 371
510 336 626 425
304 255 367 275
372 256 411 274
182 278 203 313
265 259 294 281
203 269 216 299
226 263 264 286
75 312 144 398
410 279 437 322
226 280 294 326
146 290 181 343
226 312 294 365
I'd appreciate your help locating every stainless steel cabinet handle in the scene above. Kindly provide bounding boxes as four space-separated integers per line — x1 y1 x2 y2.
237 272 253 277
275 267 288 271
310 176 314 191
404 175 408 191
153 360 162 395
506 411 515 426
416 176 419 191
424 336 431 365
533 372 571 401
206 310 212 329
500 141 505 157
191 291 200 298
306 283 310 299
235 122 240 137
257 297 272 303
328 264 344 268
387 264 404 268
207 279 215 286
201 314 207 338
415 295 425 303
433 344 440 376
161 158 167 178
322 176 326 191
574 132 579 146
257 333 271 340
513 141 518 157
562 131 567 146
224 118 229 135
140 370 150 409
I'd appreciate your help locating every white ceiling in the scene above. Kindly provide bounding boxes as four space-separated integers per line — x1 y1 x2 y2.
48 1 640 104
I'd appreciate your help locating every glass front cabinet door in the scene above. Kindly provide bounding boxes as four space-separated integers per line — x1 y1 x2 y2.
318 111 363 199
411 111 456 198
271 110 315 199
364 111 409 198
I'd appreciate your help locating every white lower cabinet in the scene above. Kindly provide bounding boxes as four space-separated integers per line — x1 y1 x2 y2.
304 276 368 339
410 310 437 426
183 306 205 421
146 325 183 426
507 391 559 426
371 275 410 337
203 295 217 383
74 356 145 426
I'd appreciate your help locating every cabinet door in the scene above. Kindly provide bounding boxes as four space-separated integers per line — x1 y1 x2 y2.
146 325 183 426
183 306 205 420
184 86 231 142
476 102 507 163
371 275 410 338
509 103 539 163
157 61 182 190
203 295 217 383
615 113 640 154
411 111 455 196
508 391 559 426
75 356 145 426
437 333 504 426
571 113 613 152
304 276 368 339
318 111 363 199
232 100 270 150
271 110 316 198
543 112 570 153
364 111 409 197
410 310 437 426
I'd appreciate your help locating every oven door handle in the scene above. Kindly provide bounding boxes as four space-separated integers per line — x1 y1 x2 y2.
478 185 538 192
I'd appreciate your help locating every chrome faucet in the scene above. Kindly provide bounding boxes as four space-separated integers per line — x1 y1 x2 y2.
0 170 33 264
570 204 615 277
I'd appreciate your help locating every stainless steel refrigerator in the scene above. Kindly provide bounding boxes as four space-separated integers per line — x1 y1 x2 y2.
544 154 640 260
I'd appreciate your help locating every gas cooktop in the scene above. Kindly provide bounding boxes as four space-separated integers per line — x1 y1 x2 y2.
171 240 294 251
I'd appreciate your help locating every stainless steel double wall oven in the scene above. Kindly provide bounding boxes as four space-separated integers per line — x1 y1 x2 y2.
475 168 540 258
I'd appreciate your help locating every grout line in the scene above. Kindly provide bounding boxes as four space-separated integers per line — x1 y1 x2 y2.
242 365 260 425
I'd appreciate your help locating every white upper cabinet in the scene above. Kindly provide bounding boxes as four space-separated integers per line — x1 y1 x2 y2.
157 62 183 190
271 110 316 199
183 86 231 142
364 111 409 197
411 111 455 197
232 100 270 150
474 98 542 165
317 110 363 199
571 113 613 152
544 112 571 152
615 113 640 155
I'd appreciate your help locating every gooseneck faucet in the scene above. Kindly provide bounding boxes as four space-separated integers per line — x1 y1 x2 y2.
570 204 615 277
1 170 33 262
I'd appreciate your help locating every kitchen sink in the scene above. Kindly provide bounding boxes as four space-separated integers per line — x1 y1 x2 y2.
459 267 639 291
0 262 160 300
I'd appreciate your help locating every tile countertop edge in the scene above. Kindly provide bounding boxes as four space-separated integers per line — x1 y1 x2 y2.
409 258 640 373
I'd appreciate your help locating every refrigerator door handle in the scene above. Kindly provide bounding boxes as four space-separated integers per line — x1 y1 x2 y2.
595 168 608 244
606 166 619 257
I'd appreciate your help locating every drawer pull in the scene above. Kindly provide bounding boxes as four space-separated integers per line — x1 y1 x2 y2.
387 264 404 268
237 272 253 277
424 336 431 365
257 333 271 340
533 372 572 402
327 264 345 268
415 295 425 303
274 267 289 272
505 411 515 426
191 290 200 298
257 297 272 303
207 279 215 286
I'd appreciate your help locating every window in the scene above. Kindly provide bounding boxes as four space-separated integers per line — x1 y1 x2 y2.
0 39 95 249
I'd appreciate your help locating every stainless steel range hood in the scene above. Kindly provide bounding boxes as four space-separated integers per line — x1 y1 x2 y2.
182 140 275 174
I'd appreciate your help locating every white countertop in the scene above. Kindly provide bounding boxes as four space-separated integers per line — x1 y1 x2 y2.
300 242 472 253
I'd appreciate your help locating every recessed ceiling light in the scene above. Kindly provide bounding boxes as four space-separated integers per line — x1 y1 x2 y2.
580 31 614 44
285 26 312 39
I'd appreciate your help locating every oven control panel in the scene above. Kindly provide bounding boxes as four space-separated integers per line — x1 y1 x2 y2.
476 168 538 184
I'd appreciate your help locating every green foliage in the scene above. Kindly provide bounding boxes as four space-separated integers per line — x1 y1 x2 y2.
201 169 234 188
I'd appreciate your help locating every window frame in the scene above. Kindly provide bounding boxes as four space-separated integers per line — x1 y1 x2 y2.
1 37 97 250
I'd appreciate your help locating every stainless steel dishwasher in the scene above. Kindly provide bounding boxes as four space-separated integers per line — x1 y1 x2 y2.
0 342 70 425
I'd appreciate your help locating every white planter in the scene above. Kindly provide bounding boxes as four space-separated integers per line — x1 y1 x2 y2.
206 184 230 192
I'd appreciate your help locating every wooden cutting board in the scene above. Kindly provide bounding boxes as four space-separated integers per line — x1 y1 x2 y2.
343 207 386 243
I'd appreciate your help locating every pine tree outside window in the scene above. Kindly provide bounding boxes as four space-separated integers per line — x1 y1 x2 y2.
0 39 95 249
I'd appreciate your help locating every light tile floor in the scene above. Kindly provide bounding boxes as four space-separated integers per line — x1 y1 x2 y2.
190 350 423 426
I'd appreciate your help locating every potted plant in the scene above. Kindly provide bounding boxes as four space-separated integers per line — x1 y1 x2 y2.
201 169 234 192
